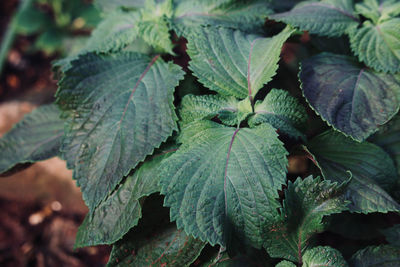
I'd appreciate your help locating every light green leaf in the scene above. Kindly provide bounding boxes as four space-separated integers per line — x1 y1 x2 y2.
270 0 360 37
276 260 297 267
307 130 400 213
350 245 400 267
300 53 400 141
349 18 400 73
56 52 184 211
302 246 348 267
355 0 400 24
94 0 145 11
172 0 272 36
160 121 288 248
75 147 176 248
108 226 205 267
179 94 240 126
187 27 293 99
248 89 307 139
0 104 63 175
263 176 349 262
381 224 400 248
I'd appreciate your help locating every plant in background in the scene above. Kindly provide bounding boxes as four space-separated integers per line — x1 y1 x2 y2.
1 0 400 266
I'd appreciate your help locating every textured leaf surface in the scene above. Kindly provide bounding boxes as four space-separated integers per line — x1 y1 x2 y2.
381 224 400 248
308 130 400 213
187 27 293 99
160 121 288 247
95 0 145 11
248 89 307 139
56 52 184 211
302 246 348 267
180 94 240 126
276 261 297 267
350 245 400 267
300 53 400 141
108 226 205 267
75 148 175 247
354 0 400 24
349 18 400 73
270 0 359 37
370 115 400 176
0 104 63 175
172 0 271 36
263 176 349 262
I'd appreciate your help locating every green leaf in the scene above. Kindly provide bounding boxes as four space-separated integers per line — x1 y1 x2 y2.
381 224 400 248
75 147 176 248
300 53 400 141
84 10 140 53
201 250 272 267
355 0 400 25
270 0 360 37
172 0 272 36
350 245 400 267
0 104 64 175
94 0 145 11
248 89 308 139
160 121 288 248
307 130 400 213
276 260 297 267
56 52 184 211
370 114 400 177
263 176 349 262
15 5 50 35
349 18 400 73
187 26 293 99
302 246 348 267
179 94 240 126
108 226 205 267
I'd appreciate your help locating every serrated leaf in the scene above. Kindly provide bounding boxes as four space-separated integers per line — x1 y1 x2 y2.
187 27 293 99
108 226 205 267
95 0 145 11
276 260 297 267
300 53 400 141
248 89 307 139
0 104 63 175
350 245 400 267
370 114 400 177
307 130 400 213
172 0 272 36
75 147 176 248
160 121 288 248
56 52 184 211
349 18 400 73
302 246 348 267
270 0 360 37
381 224 400 248
84 10 140 53
355 0 400 25
180 94 240 126
263 176 349 262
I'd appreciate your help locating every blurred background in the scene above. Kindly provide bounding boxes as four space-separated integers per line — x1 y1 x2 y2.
0 0 110 266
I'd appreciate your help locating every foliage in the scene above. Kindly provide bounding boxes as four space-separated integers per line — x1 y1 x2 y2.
1 0 400 265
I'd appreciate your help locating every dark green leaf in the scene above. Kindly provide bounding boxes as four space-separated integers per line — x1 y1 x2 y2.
381 224 400 248
350 245 400 267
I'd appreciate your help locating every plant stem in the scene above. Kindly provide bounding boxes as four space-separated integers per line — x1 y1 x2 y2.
0 0 34 77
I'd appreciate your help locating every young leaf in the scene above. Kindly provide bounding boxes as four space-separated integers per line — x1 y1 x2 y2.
349 18 400 73
108 226 205 267
355 0 400 25
172 0 272 36
248 89 308 139
187 26 293 100
263 176 349 262
276 260 297 267
370 114 400 176
0 104 64 175
307 130 400 213
350 245 400 266
56 52 184 211
381 224 400 248
269 0 360 37
302 246 348 267
179 94 240 126
74 147 176 248
300 53 400 141
160 121 288 248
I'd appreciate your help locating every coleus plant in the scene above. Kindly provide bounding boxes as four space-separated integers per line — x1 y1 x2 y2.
1 0 400 266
